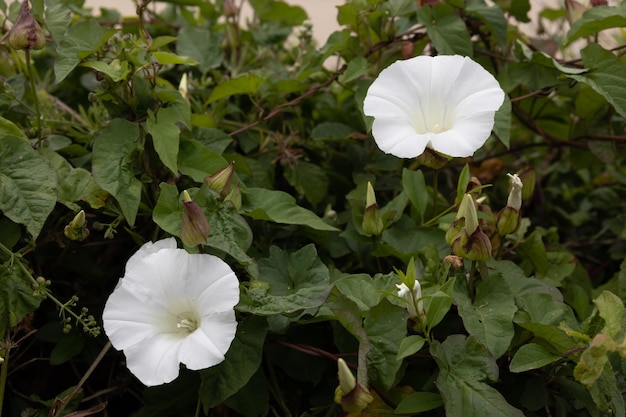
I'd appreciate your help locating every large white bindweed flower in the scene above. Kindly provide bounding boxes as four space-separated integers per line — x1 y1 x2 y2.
102 238 239 386
363 55 505 158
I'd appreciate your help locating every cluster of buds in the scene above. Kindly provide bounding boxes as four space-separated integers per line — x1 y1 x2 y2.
362 182 384 236
64 210 90 241
446 194 492 261
334 358 374 413
7 1 46 51
206 162 241 210
181 190 210 247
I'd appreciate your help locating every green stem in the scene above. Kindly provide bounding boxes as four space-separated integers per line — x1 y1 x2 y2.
25 49 43 144
432 169 439 218
51 341 112 416
468 261 477 302
194 396 202 417
0 338 9 416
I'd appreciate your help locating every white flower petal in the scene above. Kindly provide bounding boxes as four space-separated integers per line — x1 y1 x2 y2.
179 310 238 370
363 55 505 159
123 332 185 386
185 254 240 314
125 237 177 274
102 280 172 350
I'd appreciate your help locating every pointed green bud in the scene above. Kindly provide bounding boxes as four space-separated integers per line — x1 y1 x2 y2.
63 210 90 241
8 1 46 51
333 359 374 413
181 190 209 247
496 206 520 236
458 194 478 235
416 147 451 169
224 183 242 210
445 217 464 246
362 182 383 236
206 162 234 197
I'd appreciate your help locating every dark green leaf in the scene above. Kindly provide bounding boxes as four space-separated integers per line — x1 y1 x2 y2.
178 137 229 183
200 316 268 410
394 391 443 414
0 264 44 338
417 3 472 56
566 3 626 44
54 19 107 83
147 107 181 174
402 168 427 223
92 119 141 226
509 343 561 373
0 136 57 238
206 74 265 104
176 26 223 73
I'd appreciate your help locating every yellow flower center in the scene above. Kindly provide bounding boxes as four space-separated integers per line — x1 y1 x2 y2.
176 317 198 333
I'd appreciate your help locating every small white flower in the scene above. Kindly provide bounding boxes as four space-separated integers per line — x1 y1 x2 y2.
396 281 424 318
103 238 239 386
363 55 505 158
506 173 523 210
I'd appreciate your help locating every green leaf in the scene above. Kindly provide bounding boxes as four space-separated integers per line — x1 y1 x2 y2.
80 60 131 82
54 19 107 83
152 51 198 66
152 183 255 274
206 74 265 104
333 272 395 312
402 168 427 223
455 274 517 359
200 316 268 410
44 2 72 44
593 291 625 338
147 107 181 174
397 335 426 360
424 278 455 332
364 299 407 390
431 335 525 417
238 245 331 315
466 4 508 49
92 119 142 226
241 187 339 231
0 115 27 138
178 137 229 183
566 3 626 44
567 44 626 118
417 3 472 57
283 160 329 206
394 391 443 414
0 263 44 338
0 136 57 238
339 56 369 84
176 26 223 73
248 0 307 26
493 95 511 148
509 343 561 373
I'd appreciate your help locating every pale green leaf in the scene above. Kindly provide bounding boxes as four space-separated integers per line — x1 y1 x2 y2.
397 335 426 360
593 291 625 338
567 3 626 44
394 392 443 414
206 74 265 104
241 187 339 231
152 51 198 66
92 119 142 226
0 116 27 139
0 136 57 238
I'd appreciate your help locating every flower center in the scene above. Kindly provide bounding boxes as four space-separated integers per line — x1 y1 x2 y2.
176 317 198 333
431 123 443 133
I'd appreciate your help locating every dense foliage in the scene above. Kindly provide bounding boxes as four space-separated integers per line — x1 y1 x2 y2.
1 0 626 416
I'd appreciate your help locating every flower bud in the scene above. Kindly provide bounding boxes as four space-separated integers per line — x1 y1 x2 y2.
8 1 46 51
181 190 209 247
458 194 478 235
361 182 383 236
334 358 374 413
223 0 239 17
565 0 587 25
450 227 492 261
178 73 189 100
495 173 523 236
396 281 424 319
206 162 234 197
505 173 523 211
64 210 90 241
224 184 242 211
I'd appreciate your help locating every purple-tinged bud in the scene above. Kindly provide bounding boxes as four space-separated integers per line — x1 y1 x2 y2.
181 190 209 247
8 1 46 51
451 227 492 261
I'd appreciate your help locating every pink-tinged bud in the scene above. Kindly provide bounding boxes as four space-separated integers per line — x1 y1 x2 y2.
416 147 450 169
63 210 90 241
181 190 209 247
8 1 46 51
223 0 239 17
206 162 234 197
362 182 383 236
334 359 374 413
